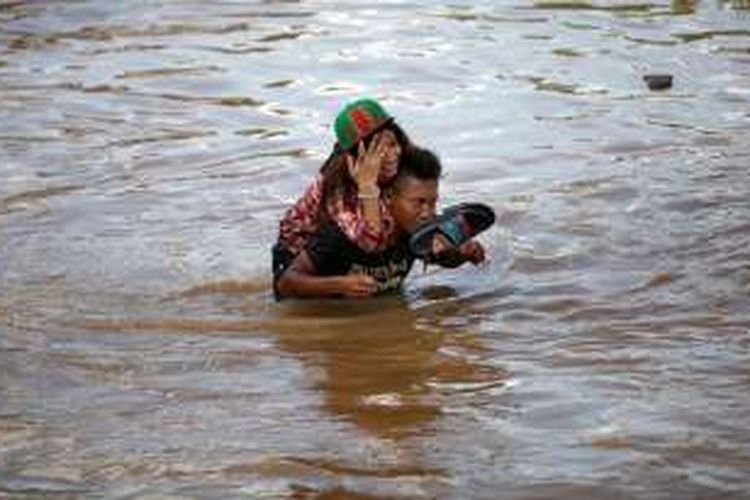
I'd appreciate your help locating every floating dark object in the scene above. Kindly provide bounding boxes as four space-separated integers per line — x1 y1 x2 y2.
643 74 673 91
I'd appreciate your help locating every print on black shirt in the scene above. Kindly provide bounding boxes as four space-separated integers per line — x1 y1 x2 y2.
306 221 416 294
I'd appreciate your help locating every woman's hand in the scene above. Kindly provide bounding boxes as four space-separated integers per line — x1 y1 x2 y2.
346 132 389 192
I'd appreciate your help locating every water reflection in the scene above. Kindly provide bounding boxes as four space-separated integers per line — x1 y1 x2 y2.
672 0 698 15
529 0 749 15
721 0 750 9
270 295 509 441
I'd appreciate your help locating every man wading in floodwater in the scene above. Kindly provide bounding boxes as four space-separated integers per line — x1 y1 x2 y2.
273 146 486 299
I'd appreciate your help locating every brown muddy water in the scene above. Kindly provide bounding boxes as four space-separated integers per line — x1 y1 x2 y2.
1 1 749 498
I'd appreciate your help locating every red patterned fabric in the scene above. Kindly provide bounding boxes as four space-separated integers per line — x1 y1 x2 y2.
278 175 396 256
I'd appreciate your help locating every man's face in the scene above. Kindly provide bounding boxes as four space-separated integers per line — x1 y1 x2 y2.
389 176 438 234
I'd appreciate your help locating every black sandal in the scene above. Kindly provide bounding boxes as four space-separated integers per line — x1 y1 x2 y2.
409 203 495 261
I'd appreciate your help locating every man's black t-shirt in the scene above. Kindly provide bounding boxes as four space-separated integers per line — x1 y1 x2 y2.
306 221 416 294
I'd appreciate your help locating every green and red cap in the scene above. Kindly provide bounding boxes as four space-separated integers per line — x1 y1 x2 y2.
334 98 394 152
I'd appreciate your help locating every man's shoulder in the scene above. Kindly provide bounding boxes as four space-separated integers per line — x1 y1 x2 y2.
317 221 412 255
307 220 413 272
310 219 353 249
305 220 356 275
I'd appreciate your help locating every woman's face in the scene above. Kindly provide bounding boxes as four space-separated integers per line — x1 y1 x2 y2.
376 128 402 184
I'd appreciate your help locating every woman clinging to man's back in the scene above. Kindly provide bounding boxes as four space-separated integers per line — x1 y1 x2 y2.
273 98 414 279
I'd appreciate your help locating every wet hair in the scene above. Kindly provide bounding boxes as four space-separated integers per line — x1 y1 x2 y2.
394 145 442 184
317 121 412 219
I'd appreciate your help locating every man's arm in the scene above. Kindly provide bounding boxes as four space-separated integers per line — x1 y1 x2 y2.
276 250 378 299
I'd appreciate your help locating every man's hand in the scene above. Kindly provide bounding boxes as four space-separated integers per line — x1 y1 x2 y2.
430 235 486 267
337 273 379 298
458 239 485 265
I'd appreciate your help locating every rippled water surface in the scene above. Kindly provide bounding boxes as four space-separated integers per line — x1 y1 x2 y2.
2 0 749 498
